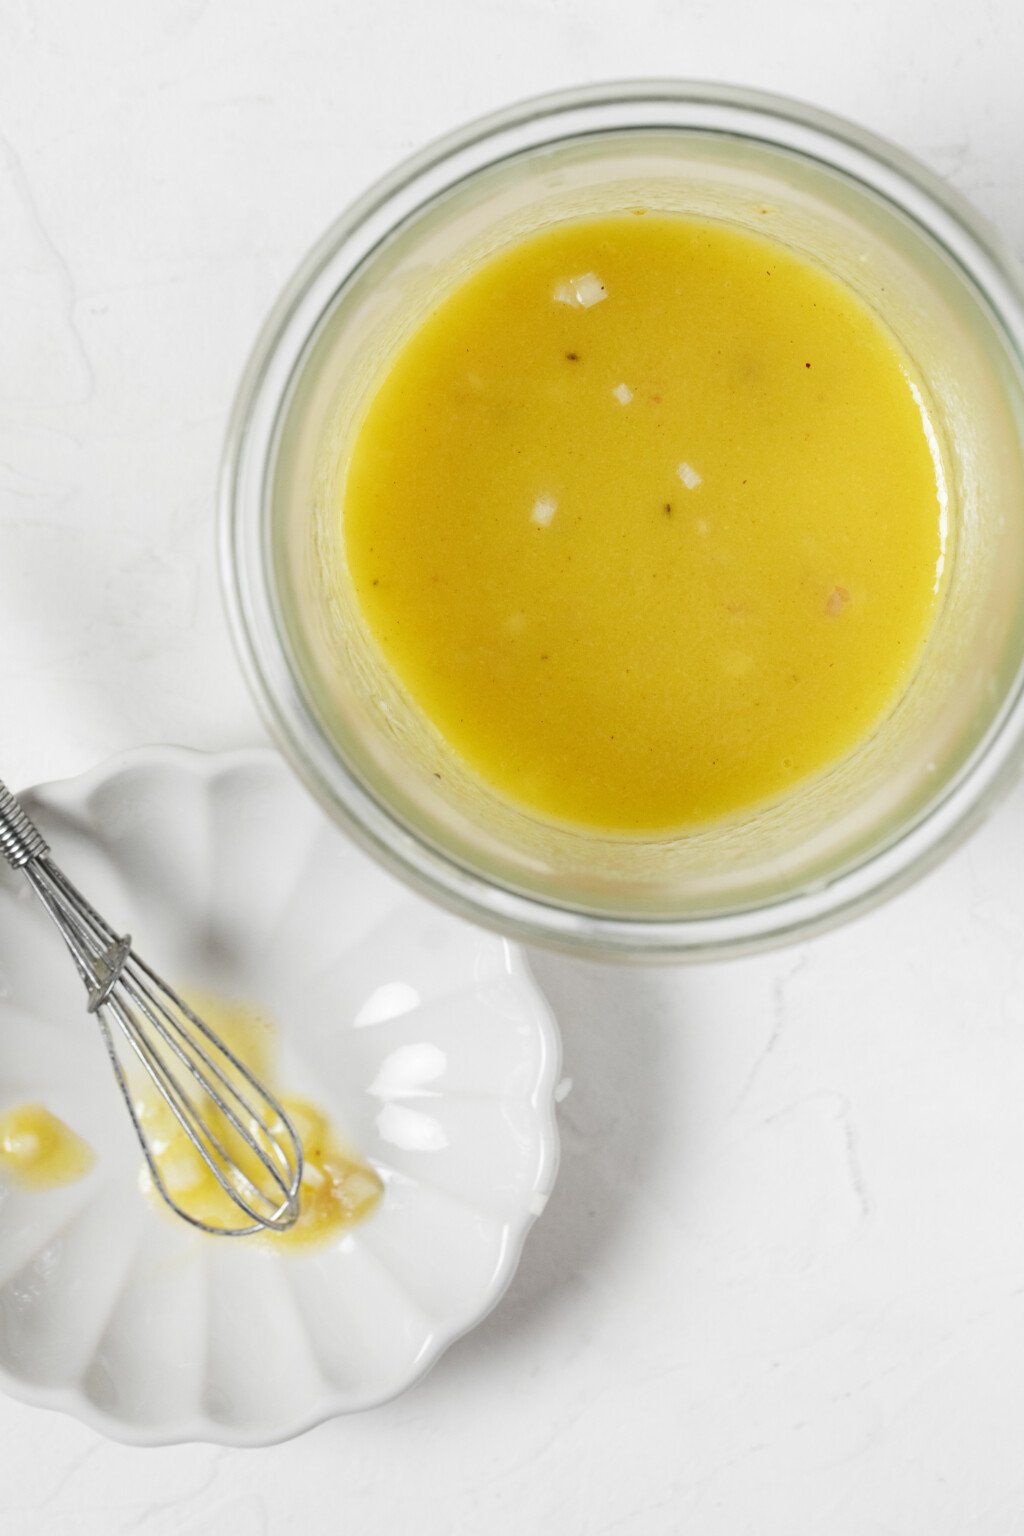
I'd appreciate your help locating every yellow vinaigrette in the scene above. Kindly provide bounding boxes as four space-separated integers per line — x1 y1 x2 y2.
0 1103 94 1188
138 992 382 1250
344 213 946 831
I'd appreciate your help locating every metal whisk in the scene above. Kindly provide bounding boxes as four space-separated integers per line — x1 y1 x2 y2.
0 776 303 1236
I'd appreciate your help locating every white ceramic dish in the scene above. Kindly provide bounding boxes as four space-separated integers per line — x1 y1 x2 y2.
0 748 560 1446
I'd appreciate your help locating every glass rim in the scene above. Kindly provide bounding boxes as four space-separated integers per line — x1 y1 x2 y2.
219 79 1024 960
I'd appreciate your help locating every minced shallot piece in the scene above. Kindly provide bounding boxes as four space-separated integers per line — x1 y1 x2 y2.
532 494 558 528
553 272 608 308
677 461 702 491
612 383 633 405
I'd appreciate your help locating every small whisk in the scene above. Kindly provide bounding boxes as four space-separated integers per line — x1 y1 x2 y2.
0 777 303 1236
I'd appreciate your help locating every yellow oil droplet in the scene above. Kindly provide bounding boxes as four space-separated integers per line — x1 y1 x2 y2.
0 1103 94 1188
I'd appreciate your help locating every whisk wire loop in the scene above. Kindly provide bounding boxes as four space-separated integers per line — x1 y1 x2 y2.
100 991 296 1233
118 966 302 1218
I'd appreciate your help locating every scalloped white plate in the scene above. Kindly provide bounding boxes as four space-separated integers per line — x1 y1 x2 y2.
0 748 560 1445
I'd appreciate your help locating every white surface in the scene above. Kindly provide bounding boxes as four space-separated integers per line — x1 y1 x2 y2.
0 749 559 1445
1 0 1023 1528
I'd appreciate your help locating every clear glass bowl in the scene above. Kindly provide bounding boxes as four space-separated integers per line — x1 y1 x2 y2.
220 81 1024 960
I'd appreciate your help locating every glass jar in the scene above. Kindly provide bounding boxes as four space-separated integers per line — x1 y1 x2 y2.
220 82 1024 959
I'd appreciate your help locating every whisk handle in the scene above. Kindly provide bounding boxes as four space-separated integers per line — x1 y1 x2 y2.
0 779 50 869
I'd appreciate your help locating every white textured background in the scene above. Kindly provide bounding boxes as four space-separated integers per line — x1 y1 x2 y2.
2 1 1024 1531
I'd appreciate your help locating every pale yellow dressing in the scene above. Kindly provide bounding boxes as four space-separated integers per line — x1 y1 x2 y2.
344 213 946 830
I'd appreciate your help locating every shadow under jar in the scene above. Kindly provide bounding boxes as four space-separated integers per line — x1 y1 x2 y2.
221 82 1024 959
